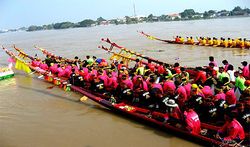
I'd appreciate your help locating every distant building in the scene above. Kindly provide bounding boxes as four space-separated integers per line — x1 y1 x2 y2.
167 13 181 20
99 20 109 25
216 11 230 17
192 13 204 18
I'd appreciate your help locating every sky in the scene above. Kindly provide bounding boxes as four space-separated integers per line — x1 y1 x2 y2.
0 0 250 29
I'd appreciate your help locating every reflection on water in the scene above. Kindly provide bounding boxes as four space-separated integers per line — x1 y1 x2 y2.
0 17 250 147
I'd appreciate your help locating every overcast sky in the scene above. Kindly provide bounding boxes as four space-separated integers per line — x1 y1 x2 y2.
1 0 249 29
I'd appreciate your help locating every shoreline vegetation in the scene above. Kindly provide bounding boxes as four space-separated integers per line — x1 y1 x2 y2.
1 6 249 33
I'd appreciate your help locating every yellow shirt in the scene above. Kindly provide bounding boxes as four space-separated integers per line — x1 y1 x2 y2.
202 39 206 45
186 38 191 43
190 38 194 44
208 40 213 45
232 40 237 47
180 38 185 43
240 41 245 48
217 40 221 46
245 41 250 48
213 40 217 45
236 39 240 45
223 40 228 47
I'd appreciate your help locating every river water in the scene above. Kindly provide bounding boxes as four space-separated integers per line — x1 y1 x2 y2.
0 17 250 147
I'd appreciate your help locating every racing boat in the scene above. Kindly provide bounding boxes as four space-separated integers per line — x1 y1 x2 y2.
3 46 249 146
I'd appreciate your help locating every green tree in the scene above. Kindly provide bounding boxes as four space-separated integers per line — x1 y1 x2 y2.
159 15 168 21
96 17 106 25
79 19 95 27
147 14 154 22
27 25 43 31
180 9 195 18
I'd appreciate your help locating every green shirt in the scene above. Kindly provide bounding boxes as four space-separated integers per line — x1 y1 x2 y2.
87 58 94 65
235 76 246 91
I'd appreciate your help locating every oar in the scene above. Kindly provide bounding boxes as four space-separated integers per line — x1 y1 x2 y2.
46 85 56 89
79 96 88 102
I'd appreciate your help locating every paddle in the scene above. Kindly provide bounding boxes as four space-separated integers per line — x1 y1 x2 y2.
46 85 55 89
79 96 88 102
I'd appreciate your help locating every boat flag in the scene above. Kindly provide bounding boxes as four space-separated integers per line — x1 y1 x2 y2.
15 58 31 73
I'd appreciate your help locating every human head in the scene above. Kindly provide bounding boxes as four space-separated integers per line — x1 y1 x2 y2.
209 56 214 62
241 61 248 66
222 60 228 65
227 64 234 71
174 62 179 67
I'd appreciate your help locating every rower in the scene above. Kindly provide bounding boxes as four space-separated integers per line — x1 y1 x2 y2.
236 38 241 47
174 79 187 109
147 59 155 72
223 38 229 48
235 71 246 93
179 36 185 44
163 76 176 97
202 37 207 46
86 55 94 66
186 37 191 44
222 60 229 71
213 37 217 45
164 99 183 125
183 103 201 135
231 39 237 48
223 85 237 106
208 38 213 46
228 38 232 47
133 75 148 104
175 36 180 43
190 37 194 44
239 61 249 79
215 111 245 144
235 102 250 132
244 38 250 49
239 38 245 48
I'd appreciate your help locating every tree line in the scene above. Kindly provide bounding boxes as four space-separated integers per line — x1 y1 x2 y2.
27 6 250 32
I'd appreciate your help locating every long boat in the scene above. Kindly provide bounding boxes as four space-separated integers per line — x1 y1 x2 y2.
33 45 74 63
138 31 250 49
100 38 198 78
4 46 250 146
101 38 164 64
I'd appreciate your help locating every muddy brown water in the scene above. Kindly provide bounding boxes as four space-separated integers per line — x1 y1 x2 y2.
0 17 250 147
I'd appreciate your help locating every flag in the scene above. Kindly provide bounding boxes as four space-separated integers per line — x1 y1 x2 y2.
15 58 32 73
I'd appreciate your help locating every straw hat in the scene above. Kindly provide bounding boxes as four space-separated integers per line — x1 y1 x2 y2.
165 99 178 107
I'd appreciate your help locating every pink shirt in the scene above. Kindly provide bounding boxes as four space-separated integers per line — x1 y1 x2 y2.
32 60 40 67
98 74 109 87
108 77 118 89
49 64 58 74
39 63 48 70
176 86 187 107
152 83 163 94
121 79 133 90
218 119 245 141
184 110 201 134
214 92 226 101
201 86 213 98
57 67 65 77
242 66 249 79
157 65 165 74
183 83 191 99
